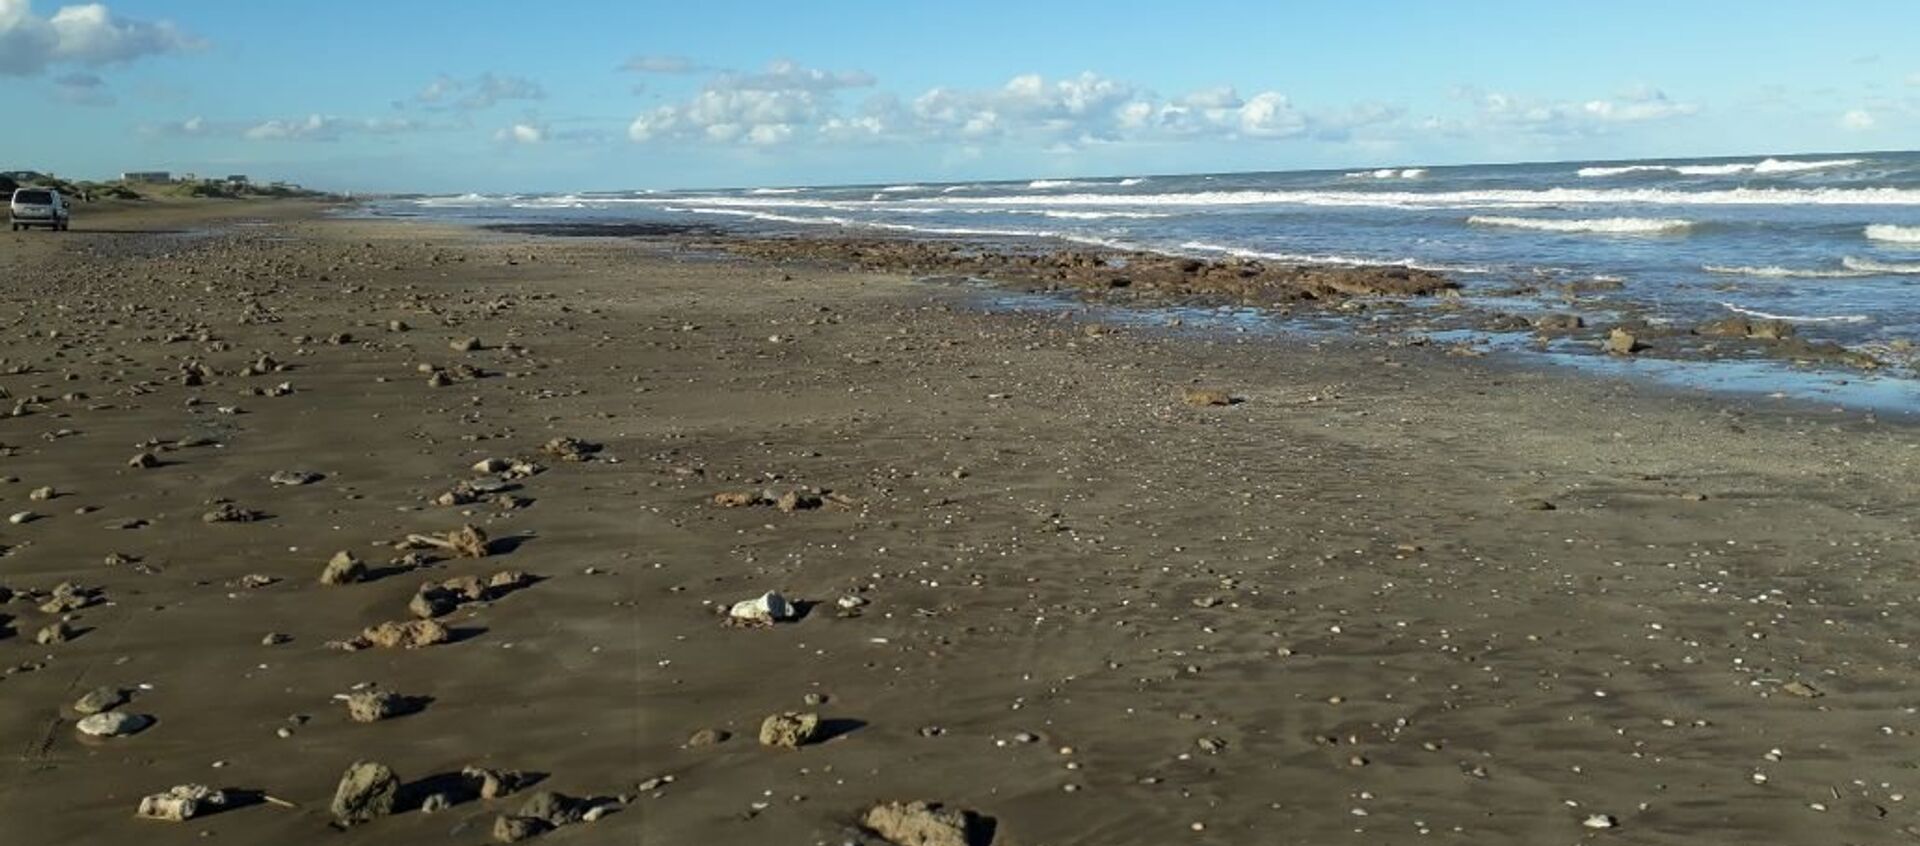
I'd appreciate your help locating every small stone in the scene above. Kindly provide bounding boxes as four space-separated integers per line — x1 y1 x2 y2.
420 793 454 813
1182 387 1234 407
518 791 585 826
1604 327 1645 355
73 685 129 715
128 452 161 468
427 371 453 388
136 785 227 822
687 727 730 747
776 490 822 512
541 437 599 461
473 457 513 473
1196 736 1228 754
35 622 74 644
1782 680 1823 698
28 486 54 500
331 761 400 825
269 470 322 486
1515 498 1556 511
344 690 406 723
451 337 482 352
758 712 821 748
1583 813 1617 829
463 766 532 800
320 550 367 585
77 711 152 737
729 591 796 625
493 815 550 842
860 800 979 846
262 632 291 646
359 619 451 649
9 511 38 525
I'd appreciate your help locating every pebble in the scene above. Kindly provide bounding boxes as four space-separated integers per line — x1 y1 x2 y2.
76 712 153 737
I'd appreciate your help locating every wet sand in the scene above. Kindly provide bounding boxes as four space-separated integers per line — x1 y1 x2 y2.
3 202 1919 845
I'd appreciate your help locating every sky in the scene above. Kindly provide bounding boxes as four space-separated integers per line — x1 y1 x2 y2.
2 0 1917 193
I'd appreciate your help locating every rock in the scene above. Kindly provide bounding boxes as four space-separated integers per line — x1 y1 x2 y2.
1534 313 1585 332
776 490 823 512
35 621 74 644
447 525 491 558
128 452 160 469
729 591 796 625
331 761 400 825
541 437 599 461
388 320 410 332
360 619 451 649
28 486 54 500
344 690 406 723
262 632 292 646
473 457 513 473
9 511 38 524
493 815 550 842
1515 498 1557 511
202 503 263 523
451 337 482 352
136 785 227 821
427 371 453 388
1181 387 1234 407
861 800 981 846
712 491 763 508
269 470 323 486
463 766 532 800
420 793 454 813
687 727 730 747
1582 814 1617 829
1696 316 1796 341
758 711 821 748
1603 327 1645 355
320 551 367 585
1782 680 1823 698
74 685 130 715
518 791 586 826
76 711 152 737
409 585 461 619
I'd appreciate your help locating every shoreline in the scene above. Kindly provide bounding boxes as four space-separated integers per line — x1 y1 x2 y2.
4 203 1919 845
475 219 1920 417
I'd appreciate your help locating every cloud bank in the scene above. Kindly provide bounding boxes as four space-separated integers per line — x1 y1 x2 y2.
0 0 201 76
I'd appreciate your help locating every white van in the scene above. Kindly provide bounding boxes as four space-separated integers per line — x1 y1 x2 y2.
10 188 70 231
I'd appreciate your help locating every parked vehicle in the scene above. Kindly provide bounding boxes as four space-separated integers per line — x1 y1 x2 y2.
10 188 70 231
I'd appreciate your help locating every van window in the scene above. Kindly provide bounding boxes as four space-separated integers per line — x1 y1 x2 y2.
14 190 53 205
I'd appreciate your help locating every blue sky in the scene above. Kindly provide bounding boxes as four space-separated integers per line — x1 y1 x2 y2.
2 0 1916 192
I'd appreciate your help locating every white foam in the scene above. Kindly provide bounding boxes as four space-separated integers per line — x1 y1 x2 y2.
1720 303 1871 323
1345 168 1426 179
1117 177 1148 186
1468 216 1694 234
1027 179 1082 189
748 187 801 195
1704 264 1869 279
670 206 1140 251
1865 224 1920 244
1178 240 1488 274
1578 158 1864 177
877 184 924 193
1842 255 1920 274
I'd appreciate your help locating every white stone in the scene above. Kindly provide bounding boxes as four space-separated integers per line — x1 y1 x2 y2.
137 785 226 821
77 712 152 737
729 591 795 624
1582 814 1617 830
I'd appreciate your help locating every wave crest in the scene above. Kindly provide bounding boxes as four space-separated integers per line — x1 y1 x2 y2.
1468 216 1694 234
1865 224 1920 244
1578 158 1864 178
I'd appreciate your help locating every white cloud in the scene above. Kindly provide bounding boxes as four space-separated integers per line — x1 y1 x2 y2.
1841 109 1876 130
413 72 544 110
1908 72 1920 87
714 58 875 92
0 0 201 76
1440 85 1699 137
143 114 425 141
495 123 544 144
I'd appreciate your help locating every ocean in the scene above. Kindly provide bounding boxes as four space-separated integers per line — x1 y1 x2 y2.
368 150 1920 405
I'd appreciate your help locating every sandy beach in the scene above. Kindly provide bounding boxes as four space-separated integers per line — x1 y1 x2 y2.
4 201 1920 845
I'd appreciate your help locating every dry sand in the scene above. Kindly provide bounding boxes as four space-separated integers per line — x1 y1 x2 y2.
2 201 1918 845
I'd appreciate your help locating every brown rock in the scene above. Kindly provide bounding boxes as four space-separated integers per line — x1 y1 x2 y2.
331 761 399 825
861 800 982 846
712 491 762 508
360 619 450 649
320 551 367 585
1181 388 1234 407
128 452 160 469
344 690 406 723
493 815 550 842
759 712 821 748
1603 327 1644 355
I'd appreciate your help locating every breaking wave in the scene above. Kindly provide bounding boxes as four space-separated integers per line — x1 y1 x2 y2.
1578 158 1865 178
1865 224 1920 244
1345 168 1427 179
1842 256 1920 274
929 187 1920 208
1468 216 1695 234
1704 264 1869 279
1720 303 1871 323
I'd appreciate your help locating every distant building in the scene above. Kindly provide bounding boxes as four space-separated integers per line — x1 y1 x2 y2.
177 173 199 183
225 174 249 185
122 171 171 183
